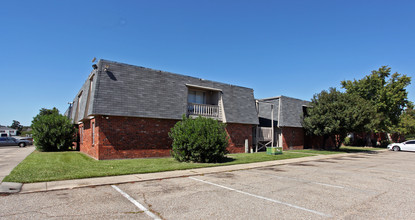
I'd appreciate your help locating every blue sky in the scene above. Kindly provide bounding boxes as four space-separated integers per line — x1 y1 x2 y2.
1 0 414 126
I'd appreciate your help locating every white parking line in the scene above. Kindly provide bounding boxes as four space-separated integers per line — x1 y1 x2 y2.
245 170 345 189
111 185 161 220
189 177 331 217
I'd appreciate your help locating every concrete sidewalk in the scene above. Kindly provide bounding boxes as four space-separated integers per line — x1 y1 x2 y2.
20 151 385 194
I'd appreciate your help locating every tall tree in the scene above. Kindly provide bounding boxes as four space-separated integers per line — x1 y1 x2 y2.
341 66 411 132
303 88 374 149
392 102 415 137
10 120 23 135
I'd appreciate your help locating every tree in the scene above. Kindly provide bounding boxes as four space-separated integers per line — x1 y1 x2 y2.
392 102 415 137
31 107 76 151
38 107 60 116
303 88 374 149
341 66 411 132
10 120 23 135
169 115 229 163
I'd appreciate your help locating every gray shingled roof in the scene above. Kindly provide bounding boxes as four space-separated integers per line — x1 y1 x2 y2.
257 96 309 128
68 59 259 125
0 126 17 132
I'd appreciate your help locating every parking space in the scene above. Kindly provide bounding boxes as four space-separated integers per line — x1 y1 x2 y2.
0 185 153 219
1 151 415 219
0 145 35 182
113 151 415 219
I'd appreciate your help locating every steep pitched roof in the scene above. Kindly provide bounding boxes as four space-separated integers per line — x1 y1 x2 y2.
69 59 258 125
257 96 309 128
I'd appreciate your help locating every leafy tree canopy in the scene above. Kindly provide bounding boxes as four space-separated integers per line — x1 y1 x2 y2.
303 88 374 149
392 102 415 136
341 66 411 132
10 120 23 134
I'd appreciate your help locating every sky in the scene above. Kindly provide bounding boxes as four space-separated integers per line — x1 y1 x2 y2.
1 0 414 126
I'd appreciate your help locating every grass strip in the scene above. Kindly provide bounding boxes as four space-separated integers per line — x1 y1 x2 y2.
4 146 384 183
4 151 311 183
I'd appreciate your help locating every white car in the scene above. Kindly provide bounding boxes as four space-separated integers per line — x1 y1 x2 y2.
387 140 415 152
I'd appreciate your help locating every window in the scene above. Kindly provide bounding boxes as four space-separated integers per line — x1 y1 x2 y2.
74 91 83 122
92 122 95 145
84 75 94 117
188 90 206 104
80 126 83 144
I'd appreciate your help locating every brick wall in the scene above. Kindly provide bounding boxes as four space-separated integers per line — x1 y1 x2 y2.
79 119 100 159
281 127 305 150
304 134 324 149
226 123 254 153
94 116 178 160
78 116 254 160
78 116 253 160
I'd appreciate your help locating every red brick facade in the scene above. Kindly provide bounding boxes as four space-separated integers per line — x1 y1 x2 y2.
280 127 305 150
78 116 254 160
225 123 254 153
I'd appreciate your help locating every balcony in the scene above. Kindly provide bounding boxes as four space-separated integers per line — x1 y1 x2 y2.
187 103 220 119
257 127 273 141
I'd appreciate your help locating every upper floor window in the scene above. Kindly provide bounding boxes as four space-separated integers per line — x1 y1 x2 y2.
188 90 206 104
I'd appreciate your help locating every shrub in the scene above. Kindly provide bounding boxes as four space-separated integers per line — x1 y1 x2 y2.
380 140 391 148
343 137 352 146
169 115 229 163
353 138 366 146
31 108 76 152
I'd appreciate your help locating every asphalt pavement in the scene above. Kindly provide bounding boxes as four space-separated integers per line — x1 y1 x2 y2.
0 145 35 182
1 150 414 219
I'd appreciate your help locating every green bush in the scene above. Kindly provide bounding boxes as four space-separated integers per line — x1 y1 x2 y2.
353 138 366 146
20 130 32 137
169 115 229 163
380 140 391 148
31 108 76 152
343 137 352 146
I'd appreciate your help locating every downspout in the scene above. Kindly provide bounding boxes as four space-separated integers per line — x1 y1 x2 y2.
255 100 259 152
277 97 281 128
278 97 282 148
271 104 274 147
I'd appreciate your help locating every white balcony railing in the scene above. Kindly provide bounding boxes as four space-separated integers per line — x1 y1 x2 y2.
187 103 220 118
257 127 273 141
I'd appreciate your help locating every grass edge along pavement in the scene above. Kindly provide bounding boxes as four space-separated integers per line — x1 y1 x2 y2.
4 146 384 183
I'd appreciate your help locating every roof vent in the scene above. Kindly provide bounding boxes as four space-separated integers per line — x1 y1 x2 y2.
92 64 98 69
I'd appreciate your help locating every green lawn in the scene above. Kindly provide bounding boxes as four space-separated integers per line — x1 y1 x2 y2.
3 151 313 183
4 146 384 183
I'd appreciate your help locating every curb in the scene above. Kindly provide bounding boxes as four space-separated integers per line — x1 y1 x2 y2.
19 150 387 194
0 182 23 194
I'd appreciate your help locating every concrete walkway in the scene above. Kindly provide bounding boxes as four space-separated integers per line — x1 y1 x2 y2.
20 151 385 194
0 145 35 182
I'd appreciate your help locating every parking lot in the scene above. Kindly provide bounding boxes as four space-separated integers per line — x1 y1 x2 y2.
1 150 415 219
0 145 35 182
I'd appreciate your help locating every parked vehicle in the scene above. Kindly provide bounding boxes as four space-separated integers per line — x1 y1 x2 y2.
387 140 415 152
0 137 32 147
